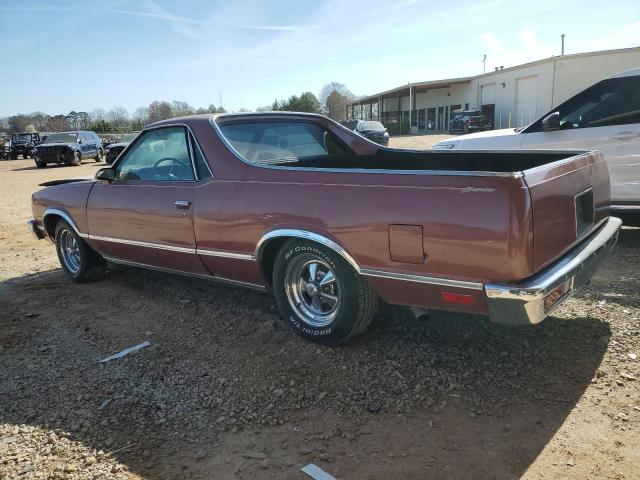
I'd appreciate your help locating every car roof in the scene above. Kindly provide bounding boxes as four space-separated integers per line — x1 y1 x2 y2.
609 68 640 79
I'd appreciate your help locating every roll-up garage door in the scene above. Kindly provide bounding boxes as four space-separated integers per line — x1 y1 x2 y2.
515 76 538 127
481 83 496 106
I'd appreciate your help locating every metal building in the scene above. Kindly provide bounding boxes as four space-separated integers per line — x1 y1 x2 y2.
346 46 640 134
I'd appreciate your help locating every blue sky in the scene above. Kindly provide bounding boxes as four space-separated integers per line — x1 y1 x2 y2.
1 0 639 116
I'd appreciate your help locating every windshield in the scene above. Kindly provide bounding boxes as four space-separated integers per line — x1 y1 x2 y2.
120 133 137 143
357 121 384 131
11 133 31 142
46 133 77 143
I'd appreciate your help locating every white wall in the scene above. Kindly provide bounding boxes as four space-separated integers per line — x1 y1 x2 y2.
552 49 640 105
370 48 640 129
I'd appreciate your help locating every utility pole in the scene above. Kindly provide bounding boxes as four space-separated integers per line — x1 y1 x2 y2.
482 54 487 73
561 34 565 55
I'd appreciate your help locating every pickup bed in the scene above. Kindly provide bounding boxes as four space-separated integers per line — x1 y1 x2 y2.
28 113 621 344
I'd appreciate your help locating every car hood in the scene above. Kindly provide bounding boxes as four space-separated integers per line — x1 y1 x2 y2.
432 127 522 149
36 142 73 148
456 128 518 140
106 142 128 149
39 178 96 187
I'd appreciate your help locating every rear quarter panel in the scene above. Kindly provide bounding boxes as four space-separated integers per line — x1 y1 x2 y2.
523 151 610 270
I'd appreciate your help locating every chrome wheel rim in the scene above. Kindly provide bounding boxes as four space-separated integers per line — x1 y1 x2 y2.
284 256 341 327
59 229 81 274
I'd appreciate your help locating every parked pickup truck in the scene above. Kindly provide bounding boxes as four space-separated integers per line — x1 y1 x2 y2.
28 112 621 345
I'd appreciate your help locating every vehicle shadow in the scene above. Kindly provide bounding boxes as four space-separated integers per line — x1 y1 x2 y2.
0 259 613 479
12 163 104 172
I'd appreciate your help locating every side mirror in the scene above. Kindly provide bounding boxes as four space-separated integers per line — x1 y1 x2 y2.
96 167 115 182
541 112 560 131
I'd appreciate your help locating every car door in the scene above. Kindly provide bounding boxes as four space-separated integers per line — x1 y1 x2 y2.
86 125 209 274
521 75 640 206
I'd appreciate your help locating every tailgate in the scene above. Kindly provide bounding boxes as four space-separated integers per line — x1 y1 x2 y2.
524 151 611 271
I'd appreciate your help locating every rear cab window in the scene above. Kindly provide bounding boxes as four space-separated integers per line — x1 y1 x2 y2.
218 121 348 166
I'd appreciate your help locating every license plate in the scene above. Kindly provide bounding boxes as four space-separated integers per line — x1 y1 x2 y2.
544 280 572 312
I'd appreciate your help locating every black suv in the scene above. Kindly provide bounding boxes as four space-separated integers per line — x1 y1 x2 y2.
9 132 40 159
33 131 104 168
449 110 493 134
340 119 390 146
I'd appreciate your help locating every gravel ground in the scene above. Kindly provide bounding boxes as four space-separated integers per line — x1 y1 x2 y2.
0 152 639 479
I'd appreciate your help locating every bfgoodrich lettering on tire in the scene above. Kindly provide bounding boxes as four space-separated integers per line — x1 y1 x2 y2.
272 239 378 345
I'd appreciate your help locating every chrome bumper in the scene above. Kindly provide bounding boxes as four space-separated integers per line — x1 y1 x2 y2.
27 219 45 240
485 217 622 325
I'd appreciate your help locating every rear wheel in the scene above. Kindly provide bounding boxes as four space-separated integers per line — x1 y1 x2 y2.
272 239 378 345
55 220 106 283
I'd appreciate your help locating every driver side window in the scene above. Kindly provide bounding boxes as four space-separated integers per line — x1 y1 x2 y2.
115 126 195 182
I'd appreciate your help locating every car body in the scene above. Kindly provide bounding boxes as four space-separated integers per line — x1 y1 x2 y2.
433 69 640 223
33 131 104 168
449 110 493 134
29 112 620 345
9 132 40 159
340 119 390 146
105 132 138 163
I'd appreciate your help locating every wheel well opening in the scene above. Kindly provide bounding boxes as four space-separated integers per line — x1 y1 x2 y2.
43 214 62 240
259 237 290 287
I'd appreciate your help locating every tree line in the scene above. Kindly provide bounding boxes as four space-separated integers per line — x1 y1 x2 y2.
0 82 355 134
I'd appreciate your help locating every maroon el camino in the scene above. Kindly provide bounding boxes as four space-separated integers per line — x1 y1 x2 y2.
28 112 621 344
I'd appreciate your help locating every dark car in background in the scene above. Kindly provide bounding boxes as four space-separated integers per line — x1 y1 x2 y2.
9 132 40 159
33 131 104 168
449 110 493 134
105 132 138 163
340 119 389 146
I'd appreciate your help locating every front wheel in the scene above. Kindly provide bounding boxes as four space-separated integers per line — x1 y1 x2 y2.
71 151 81 166
95 148 104 162
55 220 106 283
35 160 46 169
272 240 378 345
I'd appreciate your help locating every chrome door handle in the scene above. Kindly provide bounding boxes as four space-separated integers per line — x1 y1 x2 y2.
174 200 191 209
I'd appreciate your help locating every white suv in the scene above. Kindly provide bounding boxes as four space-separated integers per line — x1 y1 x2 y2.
433 69 640 223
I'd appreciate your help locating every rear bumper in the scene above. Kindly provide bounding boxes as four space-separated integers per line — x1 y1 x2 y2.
485 217 622 325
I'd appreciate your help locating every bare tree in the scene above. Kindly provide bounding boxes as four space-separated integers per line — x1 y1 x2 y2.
318 82 355 121
171 101 194 117
90 108 106 123
107 106 129 130
131 107 149 124
148 101 172 123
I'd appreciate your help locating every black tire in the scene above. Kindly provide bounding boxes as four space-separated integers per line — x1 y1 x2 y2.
272 239 378 345
72 151 81 166
95 148 104 162
23 153 30 159
35 160 46 169
10 153 17 160
54 220 106 283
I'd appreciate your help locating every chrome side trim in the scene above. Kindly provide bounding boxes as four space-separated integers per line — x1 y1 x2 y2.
196 248 255 261
104 256 267 291
254 229 361 272
360 268 484 290
209 115 523 178
610 204 640 211
89 235 196 254
43 208 88 238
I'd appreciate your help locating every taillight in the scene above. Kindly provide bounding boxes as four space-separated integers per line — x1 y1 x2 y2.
441 292 476 305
